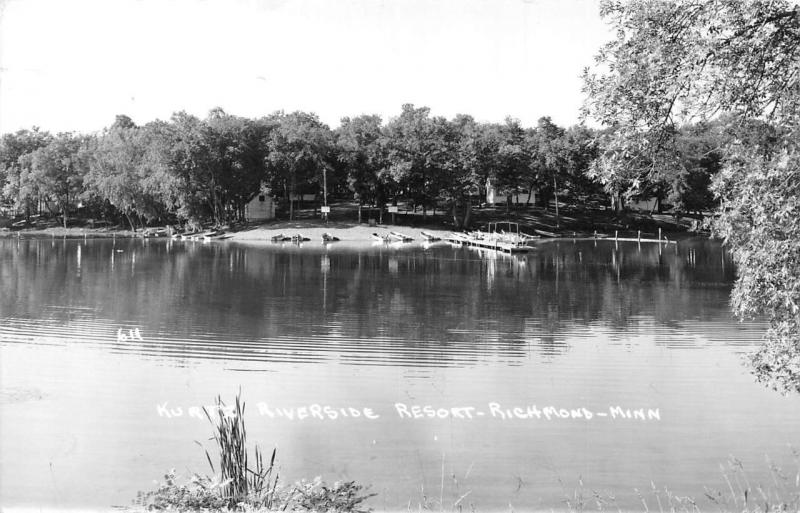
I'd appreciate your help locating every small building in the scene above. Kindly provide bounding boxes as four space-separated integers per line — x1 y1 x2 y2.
486 179 537 206
244 192 276 221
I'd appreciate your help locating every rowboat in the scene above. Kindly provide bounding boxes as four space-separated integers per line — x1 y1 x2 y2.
271 233 290 242
388 231 413 242
142 227 168 238
322 232 340 242
202 230 224 241
420 231 441 242
371 233 390 242
292 234 311 242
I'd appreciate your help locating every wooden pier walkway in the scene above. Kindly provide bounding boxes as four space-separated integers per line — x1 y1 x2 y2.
446 228 677 254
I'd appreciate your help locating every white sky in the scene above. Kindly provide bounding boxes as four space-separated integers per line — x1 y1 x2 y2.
0 0 612 134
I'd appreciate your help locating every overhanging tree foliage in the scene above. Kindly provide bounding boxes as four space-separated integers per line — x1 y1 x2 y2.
583 0 800 392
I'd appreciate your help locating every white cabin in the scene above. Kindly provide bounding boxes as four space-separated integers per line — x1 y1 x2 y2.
244 193 276 221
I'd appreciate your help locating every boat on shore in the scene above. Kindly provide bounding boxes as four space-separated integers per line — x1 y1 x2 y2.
292 234 310 243
388 231 413 242
202 230 225 241
271 233 291 242
322 232 340 242
371 232 390 242
420 231 441 242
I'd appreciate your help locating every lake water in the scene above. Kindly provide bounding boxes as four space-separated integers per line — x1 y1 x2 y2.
1 236 798 511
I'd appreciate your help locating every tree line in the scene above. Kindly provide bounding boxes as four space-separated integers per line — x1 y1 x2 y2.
1 104 726 230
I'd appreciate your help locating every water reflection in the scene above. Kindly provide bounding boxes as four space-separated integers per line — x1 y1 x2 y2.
0 237 754 369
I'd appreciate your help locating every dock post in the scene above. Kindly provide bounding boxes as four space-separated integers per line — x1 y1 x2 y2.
637 230 641 243
658 227 662 242
615 230 618 241
593 230 597 239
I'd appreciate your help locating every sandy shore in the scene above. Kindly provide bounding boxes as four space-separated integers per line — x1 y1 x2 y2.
0 221 453 243
229 221 452 244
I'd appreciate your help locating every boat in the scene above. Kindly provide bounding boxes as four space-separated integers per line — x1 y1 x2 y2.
181 231 200 241
202 230 224 241
371 232 390 242
271 233 290 242
388 231 413 242
142 227 168 238
291 234 310 243
322 232 340 242
420 231 441 242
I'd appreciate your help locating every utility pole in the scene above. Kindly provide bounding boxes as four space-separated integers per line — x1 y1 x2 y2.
323 167 329 224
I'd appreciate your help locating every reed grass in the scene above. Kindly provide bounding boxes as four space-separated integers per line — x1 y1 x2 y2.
134 391 374 512
400 449 799 513
553 450 799 513
201 393 280 509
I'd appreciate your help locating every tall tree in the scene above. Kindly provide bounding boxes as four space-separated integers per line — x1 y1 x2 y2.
384 104 438 216
85 116 173 230
669 121 723 216
495 117 530 212
529 117 567 214
432 114 481 228
472 122 504 205
0 128 53 220
205 109 269 223
336 114 389 223
265 111 333 220
559 125 603 204
583 0 800 392
27 133 90 228
161 111 216 224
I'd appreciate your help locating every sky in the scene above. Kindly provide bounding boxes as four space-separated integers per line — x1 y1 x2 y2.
0 0 613 135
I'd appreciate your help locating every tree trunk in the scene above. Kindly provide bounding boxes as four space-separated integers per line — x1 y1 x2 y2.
358 203 362 224
463 201 472 229
124 211 135 232
62 197 68 229
451 202 460 228
289 174 296 221
553 176 560 228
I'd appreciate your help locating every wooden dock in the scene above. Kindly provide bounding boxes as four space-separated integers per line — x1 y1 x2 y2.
446 227 677 253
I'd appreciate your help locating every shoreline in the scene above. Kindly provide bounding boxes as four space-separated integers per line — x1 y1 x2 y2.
0 216 701 244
